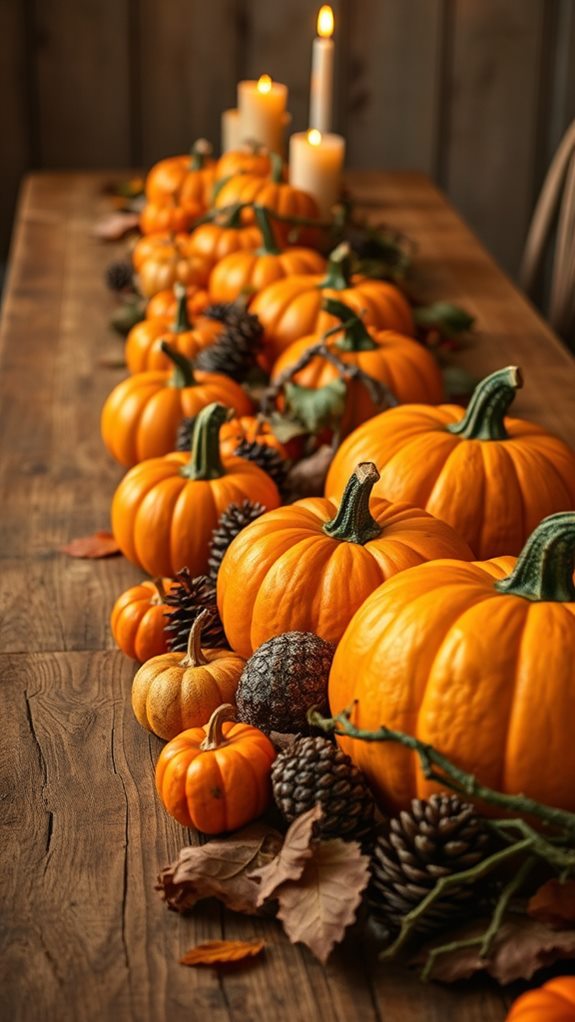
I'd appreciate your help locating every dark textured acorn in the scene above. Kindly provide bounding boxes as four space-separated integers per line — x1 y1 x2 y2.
163 570 226 651
236 631 335 735
207 500 266 580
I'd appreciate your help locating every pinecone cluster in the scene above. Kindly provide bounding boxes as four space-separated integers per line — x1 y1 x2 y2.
105 260 134 292
195 306 263 381
370 794 491 935
208 500 265 579
234 438 288 490
175 416 195 453
163 569 226 651
272 735 375 846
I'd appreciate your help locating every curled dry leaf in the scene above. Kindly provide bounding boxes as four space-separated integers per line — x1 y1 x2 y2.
269 732 299 754
528 878 575 929
180 939 265 967
92 211 140 241
60 530 121 559
252 805 322 905
157 822 283 915
283 445 335 502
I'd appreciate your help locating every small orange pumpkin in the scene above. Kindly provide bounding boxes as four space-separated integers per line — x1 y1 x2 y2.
219 415 288 461
216 142 274 181
132 610 245 740
139 197 198 236
187 204 262 268
110 578 173 662
209 205 326 304
101 344 253 467
111 403 281 577
125 284 222 373
146 285 210 321
155 703 276 833
217 461 473 657
506 978 575 1021
145 139 216 207
132 233 212 299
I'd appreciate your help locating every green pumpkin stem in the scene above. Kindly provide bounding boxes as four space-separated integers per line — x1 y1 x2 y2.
216 202 250 229
494 512 575 602
189 138 213 170
447 366 522 441
161 342 195 389
181 402 228 480
180 609 210 667
323 462 382 544
200 703 236 750
321 242 353 291
254 204 281 255
172 283 192 332
322 297 376 351
269 151 284 183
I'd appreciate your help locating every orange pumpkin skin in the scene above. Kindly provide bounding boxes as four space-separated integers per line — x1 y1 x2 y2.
328 512 575 814
125 287 222 373
325 366 575 558
111 403 281 577
139 198 198 236
110 579 173 662
216 148 274 181
251 246 415 362
145 142 216 207
155 705 276 833
217 462 473 658
506 978 575 1021
132 234 211 299
187 220 261 267
210 246 326 304
101 350 253 468
131 614 245 740
146 286 210 321
219 416 288 461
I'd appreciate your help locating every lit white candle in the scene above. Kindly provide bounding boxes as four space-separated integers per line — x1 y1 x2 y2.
289 128 345 219
310 6 334 134
238 75 288 155
221 109 241 153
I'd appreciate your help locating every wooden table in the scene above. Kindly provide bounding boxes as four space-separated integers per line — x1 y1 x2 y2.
2 172 574 1022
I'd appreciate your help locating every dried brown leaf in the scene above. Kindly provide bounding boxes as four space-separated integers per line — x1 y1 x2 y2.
269 731 299 754
276 838 370 964
60 530 121 558
414 913 575 984
92 211 140 240
283 444 335 501
528 878 575 929
252 805 322 905
180 939 265 966
157 822 283 915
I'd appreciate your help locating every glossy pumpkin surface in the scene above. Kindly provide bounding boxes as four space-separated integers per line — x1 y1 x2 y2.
145 140 216 208
110 578 173 662
146 285 210 321
132 233 212 299
125 285 221 373
506 978 575 1021
215 146 274 181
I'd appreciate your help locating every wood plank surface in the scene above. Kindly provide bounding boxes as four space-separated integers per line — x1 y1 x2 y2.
4 169 574 1020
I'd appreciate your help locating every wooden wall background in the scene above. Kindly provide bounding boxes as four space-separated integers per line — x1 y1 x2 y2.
2 0 575 278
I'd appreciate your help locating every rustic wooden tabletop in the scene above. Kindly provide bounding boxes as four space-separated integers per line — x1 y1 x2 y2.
1 171 574 1021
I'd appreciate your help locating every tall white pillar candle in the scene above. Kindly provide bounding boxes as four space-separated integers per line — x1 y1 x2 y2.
221 109 241 153
289 129 345 219
309 6 334 134
238 75 288 155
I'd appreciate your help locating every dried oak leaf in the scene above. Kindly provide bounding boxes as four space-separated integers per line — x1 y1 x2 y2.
60 530 121 558
92 211 140 240
528 879 575 929
283 445 335 502
180 939 265 967
276 837 370 965
414 914 575 985
157 822 283 915
252 805 322 905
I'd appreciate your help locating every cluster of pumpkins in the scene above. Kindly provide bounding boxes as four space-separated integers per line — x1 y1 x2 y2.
104 140 575 841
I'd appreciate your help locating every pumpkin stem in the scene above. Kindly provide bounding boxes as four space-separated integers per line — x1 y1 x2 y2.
323 462 382 544
321 242 353 291
254 204 281 255
215 202 250 229
181 402 229 480
494 512 575 602
151 577 167 605
200 703 236 750
189 138 213 170
447 366 522 441
322 298 376 351
180 609 211 667
161 341 195 389
172 282 192 332
269 151 284 183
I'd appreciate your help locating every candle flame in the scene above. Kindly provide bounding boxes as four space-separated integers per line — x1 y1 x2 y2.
317 5 334 38
257 74 272 94
307 129 322 146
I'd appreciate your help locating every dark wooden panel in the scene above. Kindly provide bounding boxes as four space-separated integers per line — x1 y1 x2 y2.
443 0 547 276
0 0 32 257
33 0 132 166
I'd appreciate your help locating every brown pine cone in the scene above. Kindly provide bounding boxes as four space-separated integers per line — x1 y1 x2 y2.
163 570 226 651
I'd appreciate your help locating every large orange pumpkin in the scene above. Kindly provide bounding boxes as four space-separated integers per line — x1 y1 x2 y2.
271 298 443 434
506 978 575 1021
251 243 415 362
155 703 276 834
111 403 280 577
209 204 326 304
125 284 221 373
325 365 575 558
132 233 211 299
329 511 575 813
218 461 473 657
101 344 253 467
110 578 173 662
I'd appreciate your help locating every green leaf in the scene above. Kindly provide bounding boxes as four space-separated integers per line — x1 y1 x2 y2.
284 379 347 435
414 302 475 338
442 365 479 401
109 297 147 336
268 412 310 444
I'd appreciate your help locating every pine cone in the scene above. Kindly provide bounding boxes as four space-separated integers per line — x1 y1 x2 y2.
272 735 375 845
236 631 334 735
163 570 226 651
201 302 238 323
208 500 266 580
194 309 263 381
175 416 195 453
233 438 288 490
370 794 491 935
105 260 134 292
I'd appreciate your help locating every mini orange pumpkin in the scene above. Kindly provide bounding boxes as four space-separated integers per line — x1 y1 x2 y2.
209 205 326 303
101 344 253 467
110 578 173 662
325 365 575 558
139 197 199 236
216 142 274 181
125 284 222 373
187 204 261 268
132 233 211 299
251 243 415 362
132 610 245 740
329 511 575 813
506 978 575 1021
219 415 288 461
146 285 210 321
111 403 281 577
217 461 473 657
145 139 216 207
155 703 276 833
